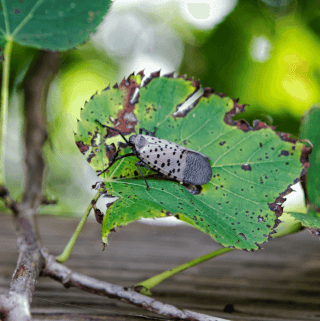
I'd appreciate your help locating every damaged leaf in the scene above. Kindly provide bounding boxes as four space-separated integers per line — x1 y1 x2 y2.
75 71 310 250
0 0 111 55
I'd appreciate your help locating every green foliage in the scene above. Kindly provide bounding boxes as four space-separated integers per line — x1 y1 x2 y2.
180 0 320 136
75 72 308 250
0 0 111 52
291 209 320 230
298 106 320 230
300 106 320 206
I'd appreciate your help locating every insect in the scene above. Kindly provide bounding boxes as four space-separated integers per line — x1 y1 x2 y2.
97 122 212 190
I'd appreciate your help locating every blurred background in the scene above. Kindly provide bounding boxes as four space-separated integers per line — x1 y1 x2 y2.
3 0 320 216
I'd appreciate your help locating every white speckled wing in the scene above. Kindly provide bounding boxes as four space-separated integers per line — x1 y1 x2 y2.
137 137 188 182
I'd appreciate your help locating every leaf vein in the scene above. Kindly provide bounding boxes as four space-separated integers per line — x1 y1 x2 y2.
11 0 45 38
213 132 255 166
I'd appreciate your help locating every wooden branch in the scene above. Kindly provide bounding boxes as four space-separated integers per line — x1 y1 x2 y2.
22 51 60 209
0 293 31 321
0 51 60 321
41 253 228 321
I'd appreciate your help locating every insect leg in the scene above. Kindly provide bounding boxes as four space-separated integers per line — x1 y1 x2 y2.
135 161 152 190
136 161 154 171
98 153 135 176
95 120 131 145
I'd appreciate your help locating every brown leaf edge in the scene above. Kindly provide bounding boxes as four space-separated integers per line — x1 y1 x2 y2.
76 70 201 167
221 88 311 243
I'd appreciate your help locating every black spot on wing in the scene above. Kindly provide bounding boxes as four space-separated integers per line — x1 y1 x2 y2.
140 141 187 181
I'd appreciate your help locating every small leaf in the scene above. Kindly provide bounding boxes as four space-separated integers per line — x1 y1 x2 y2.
0 0 111 52
76 71 310 250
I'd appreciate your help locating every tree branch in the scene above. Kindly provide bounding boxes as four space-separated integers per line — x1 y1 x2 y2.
42 253 228 321
0 51 60 321
22 51 59 209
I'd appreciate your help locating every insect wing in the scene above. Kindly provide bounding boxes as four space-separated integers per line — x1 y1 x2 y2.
179 146 211 160
138 138 188 182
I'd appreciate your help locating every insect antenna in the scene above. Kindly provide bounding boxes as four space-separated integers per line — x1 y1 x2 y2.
95 120 132 145
95 120 136 176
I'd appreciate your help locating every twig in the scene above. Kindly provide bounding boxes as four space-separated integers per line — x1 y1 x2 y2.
0 39 13 186
42 253 229 321
56 190 103 263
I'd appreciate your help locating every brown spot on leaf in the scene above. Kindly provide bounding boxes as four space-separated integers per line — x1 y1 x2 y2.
92 200 104 224
224 99 247 124
202 87 215 98
276 132 297 143
239 233 247 240
267 194 286 218
87 152 95 163
105 143 116 163
142 70 161 87
241 164 252 171
300 144 312 176
164 71 174 78
76 141 89 154
91 130 99 147
110 71 145 135
252 120 271 130
278 150 289 157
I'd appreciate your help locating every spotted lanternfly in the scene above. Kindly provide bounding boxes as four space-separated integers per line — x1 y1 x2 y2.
97 121 212 190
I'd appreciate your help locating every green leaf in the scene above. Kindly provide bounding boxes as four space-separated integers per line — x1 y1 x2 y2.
75 71 309 250
299 105 320 231
0 0 111 52
300 106 320 206
291 209 320 230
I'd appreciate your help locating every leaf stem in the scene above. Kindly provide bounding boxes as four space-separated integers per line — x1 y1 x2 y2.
56 190 102 263
135 247 234 295
1 38 13 186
